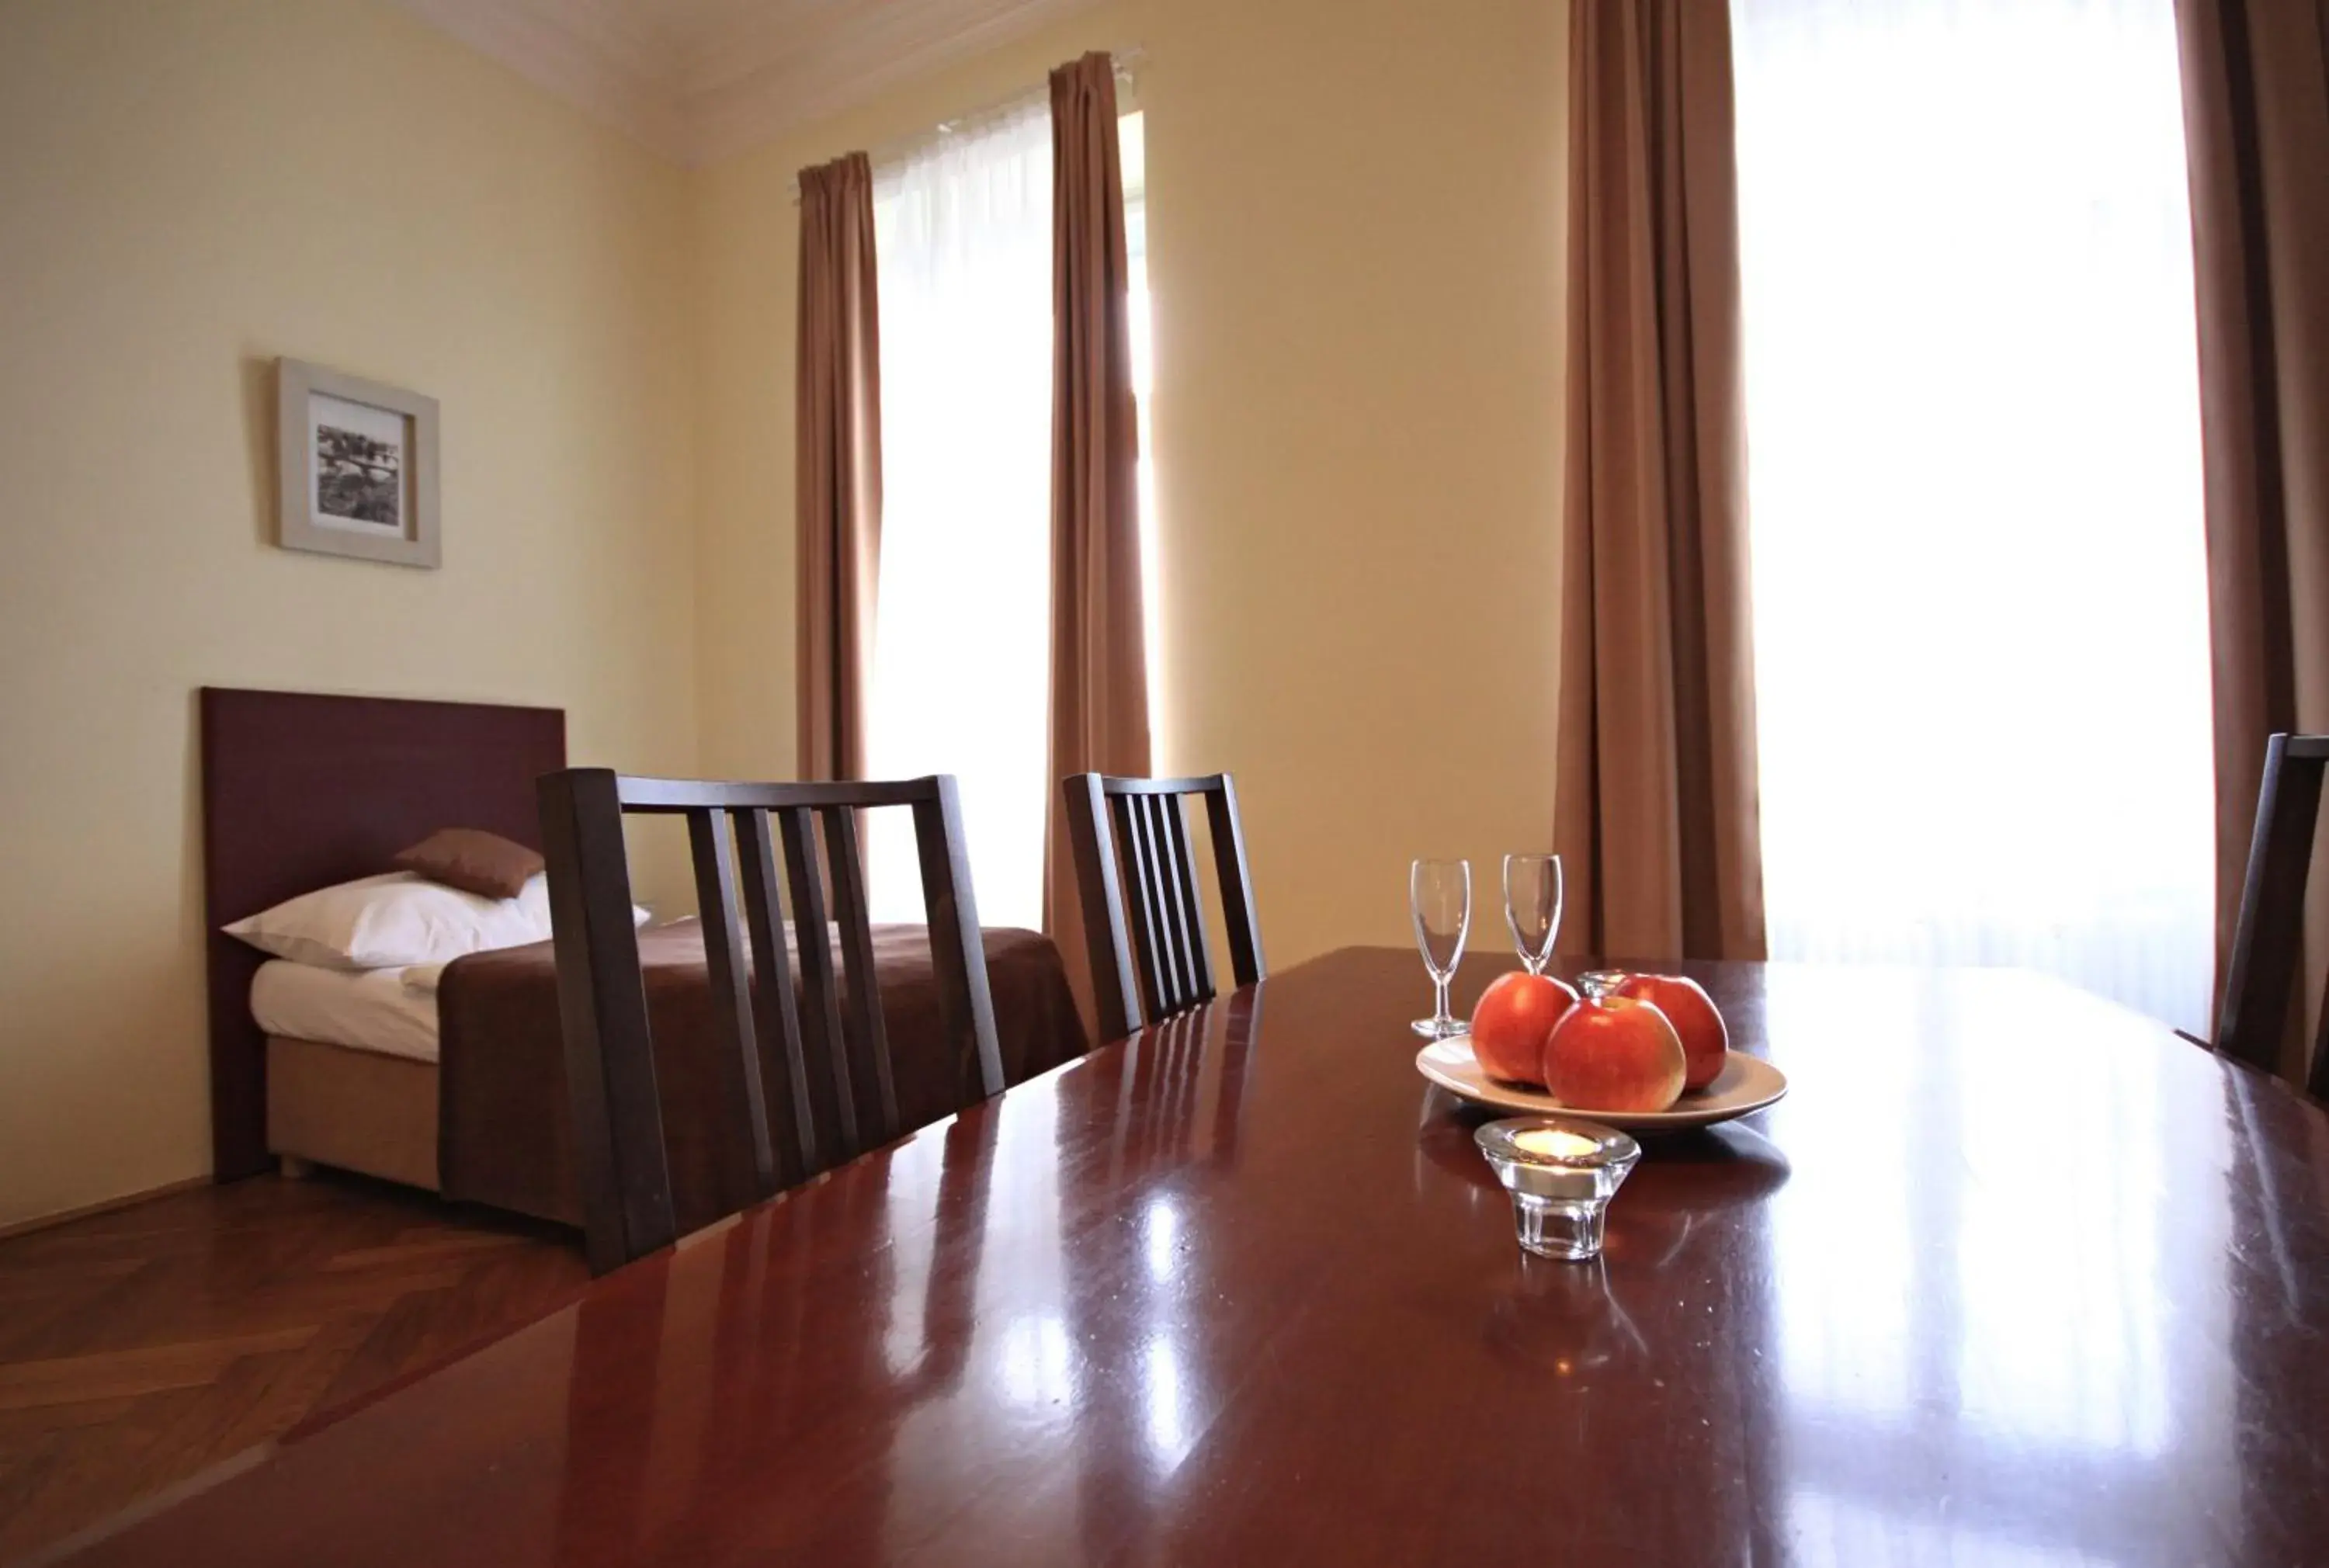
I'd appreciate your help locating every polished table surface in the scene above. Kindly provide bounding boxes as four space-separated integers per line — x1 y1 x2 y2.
47 949 2329 1566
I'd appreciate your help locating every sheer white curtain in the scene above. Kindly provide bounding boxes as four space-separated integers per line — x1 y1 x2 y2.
1731 0 2216 1032
1123 111 1166 742
866 99 1054 927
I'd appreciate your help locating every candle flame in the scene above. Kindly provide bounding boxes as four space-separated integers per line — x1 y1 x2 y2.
1512 1129 1600 1160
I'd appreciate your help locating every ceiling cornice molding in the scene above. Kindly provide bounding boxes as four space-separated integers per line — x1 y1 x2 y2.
386 0 689 161
385 0 1112 168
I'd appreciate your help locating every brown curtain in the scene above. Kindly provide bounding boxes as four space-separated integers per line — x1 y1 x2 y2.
796 153 883 782
1555 0 1764 963
1044 52 1151 1025
2177 0 2329 1066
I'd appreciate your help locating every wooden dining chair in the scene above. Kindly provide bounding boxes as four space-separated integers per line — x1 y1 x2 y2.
536 769 1004 1275
1062 772 1265 1042
2212 734 2329 1101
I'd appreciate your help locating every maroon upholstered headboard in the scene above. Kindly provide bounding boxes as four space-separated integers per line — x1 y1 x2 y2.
200 688 566 1179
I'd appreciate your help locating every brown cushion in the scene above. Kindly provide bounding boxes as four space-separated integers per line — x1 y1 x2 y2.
392 828 544 900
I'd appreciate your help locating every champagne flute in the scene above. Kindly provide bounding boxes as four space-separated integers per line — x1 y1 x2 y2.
1503 853 1564 976
1411 859 1472 1039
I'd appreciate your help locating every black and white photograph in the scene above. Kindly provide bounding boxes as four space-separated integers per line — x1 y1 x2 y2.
275 359 439 568
310 392 405 532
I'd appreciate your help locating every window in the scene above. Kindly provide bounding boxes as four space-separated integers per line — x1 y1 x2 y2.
1123 112 1164 744
1731 0 2214 1032
866 97 1054 928
866 96 1155 928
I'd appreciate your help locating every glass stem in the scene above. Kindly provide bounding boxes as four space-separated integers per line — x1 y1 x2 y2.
1434 974 1453 1027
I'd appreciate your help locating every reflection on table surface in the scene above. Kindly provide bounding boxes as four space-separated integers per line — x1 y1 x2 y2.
59 951 2329 1568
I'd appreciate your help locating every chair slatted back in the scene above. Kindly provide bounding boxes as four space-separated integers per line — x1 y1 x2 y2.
538 770 1004 1274
2215 734 2329 1101
1063 773 1265 1042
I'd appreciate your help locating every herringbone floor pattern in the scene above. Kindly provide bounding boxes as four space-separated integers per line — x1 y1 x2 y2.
0 1172 587 1563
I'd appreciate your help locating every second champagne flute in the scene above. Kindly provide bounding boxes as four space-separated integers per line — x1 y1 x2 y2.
1503 853 1564 976
1411 858 1472 1039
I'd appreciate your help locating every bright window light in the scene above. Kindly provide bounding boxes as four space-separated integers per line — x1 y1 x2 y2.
1732 0 2215 1032
866 102 1157 929
868 98 1055 928
1124 111 1166 751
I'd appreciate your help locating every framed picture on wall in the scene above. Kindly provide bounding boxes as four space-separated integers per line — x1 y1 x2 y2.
275 358 440 567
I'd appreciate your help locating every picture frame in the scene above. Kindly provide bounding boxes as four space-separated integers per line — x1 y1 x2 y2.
275 358 440 568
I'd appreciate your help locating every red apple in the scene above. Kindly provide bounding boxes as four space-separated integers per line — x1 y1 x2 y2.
1616 973 1728 1091
1543 980 1686 1112
1468 971 1580 1086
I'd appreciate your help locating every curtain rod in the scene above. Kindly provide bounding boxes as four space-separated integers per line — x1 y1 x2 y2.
788 45 1144 204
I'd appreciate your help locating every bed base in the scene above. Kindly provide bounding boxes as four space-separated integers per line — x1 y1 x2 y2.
264 1036 441 1193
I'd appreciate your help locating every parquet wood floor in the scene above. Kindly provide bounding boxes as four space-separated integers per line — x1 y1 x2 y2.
0 1171 586 1563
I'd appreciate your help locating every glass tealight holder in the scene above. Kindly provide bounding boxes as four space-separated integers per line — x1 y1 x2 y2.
1474 1116 1641 1261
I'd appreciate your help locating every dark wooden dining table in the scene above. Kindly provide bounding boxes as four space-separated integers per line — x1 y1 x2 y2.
43 948 2329 1567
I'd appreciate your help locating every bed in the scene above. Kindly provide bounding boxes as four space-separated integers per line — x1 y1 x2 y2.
200 688 1088 1231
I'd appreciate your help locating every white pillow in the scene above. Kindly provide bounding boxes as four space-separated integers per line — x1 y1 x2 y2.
225 871 554 971
393 902 657 994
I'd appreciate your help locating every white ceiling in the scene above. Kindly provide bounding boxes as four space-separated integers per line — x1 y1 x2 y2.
387 0 1105 165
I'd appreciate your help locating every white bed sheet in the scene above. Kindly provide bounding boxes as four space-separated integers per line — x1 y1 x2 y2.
251 959 441 1063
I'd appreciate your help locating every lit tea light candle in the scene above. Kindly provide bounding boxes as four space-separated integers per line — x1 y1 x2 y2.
1474 1115 1641 1261
1512 1128 1602 1161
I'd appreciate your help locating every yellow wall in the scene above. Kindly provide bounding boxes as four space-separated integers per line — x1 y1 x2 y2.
694 0 1570 973
0 0 1568 1229
0 0 700 1229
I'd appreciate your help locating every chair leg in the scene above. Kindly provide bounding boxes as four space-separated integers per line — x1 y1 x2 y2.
2309 973 2329 1104
2216 738 2325 1073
